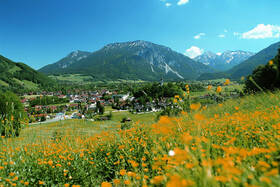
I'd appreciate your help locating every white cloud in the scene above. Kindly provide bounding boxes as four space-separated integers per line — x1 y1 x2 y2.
218 34 225 38
194 33 205 39
233 32 240 36
177 0 189 6
165 3 172 7
184 46 204 59
237 24 280 39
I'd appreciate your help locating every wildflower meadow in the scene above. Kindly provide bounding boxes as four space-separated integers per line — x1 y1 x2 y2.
1 89 280 186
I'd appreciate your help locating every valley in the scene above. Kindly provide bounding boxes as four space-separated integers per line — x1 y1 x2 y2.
1 40 280 186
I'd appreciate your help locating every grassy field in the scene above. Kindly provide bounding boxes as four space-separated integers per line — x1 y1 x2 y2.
49 74 147 84
5 111 158 148
49 74 94 84
190 83 244 98
1 90 280 186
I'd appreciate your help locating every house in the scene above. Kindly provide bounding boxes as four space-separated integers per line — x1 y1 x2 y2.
88 104 97 110
35 105 43 111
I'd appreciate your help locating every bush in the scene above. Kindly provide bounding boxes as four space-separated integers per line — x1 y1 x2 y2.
0 91 26 137
41 115 46 122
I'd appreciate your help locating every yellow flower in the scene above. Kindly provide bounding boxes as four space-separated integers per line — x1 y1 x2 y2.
269 60 274 66
216 86 222 93
224 79 230 85
182 132 193 144
47 160 53 166
194 113 205 121
260 177 271 184
101 182 112 187
9 172 15 176
38 181 44 185
120 169 126 176
151 176 165 185
215 176 229 182
190 103 201 110
207 85 212 91
124 180 131 185
265 169 278 176
127 171 136 177
113 179 121 185
130 161 139 168
24 182 29 186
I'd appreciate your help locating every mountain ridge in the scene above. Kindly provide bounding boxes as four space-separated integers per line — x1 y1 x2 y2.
194 50 255 71
197 41 280 80
39 40 213 81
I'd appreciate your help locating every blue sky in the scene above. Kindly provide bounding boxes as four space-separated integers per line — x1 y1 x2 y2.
0 0 280 69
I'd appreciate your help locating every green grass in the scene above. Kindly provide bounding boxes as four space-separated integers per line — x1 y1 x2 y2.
49 74 94 83
105 106 115 112
7 65 21 74
190 83 244 98
22 80 39 90
6 110 158 148
11 78 39 90
49 74 147 84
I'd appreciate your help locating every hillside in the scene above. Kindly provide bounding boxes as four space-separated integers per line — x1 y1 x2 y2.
195 50 254 71
198 41 280 80
0 55 52 91
229 41 280 79
1 89 280 186
39 41 213 81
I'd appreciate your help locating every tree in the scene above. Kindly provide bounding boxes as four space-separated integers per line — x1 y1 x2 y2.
96 101 105 115
244 49 280 93
99 105 105 115
0 91 26 137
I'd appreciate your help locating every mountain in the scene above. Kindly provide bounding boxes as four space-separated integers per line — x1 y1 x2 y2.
228 42 280 79
39 40 213 81
39 50 91 73
197 41 280 80
0 55 52 91
195 50 255 71
194 51 217 66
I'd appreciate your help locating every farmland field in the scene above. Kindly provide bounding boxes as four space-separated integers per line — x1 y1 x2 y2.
1 91 280 186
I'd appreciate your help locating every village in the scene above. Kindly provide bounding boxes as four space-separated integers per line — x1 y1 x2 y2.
19 81 241 124
20 89 129 123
